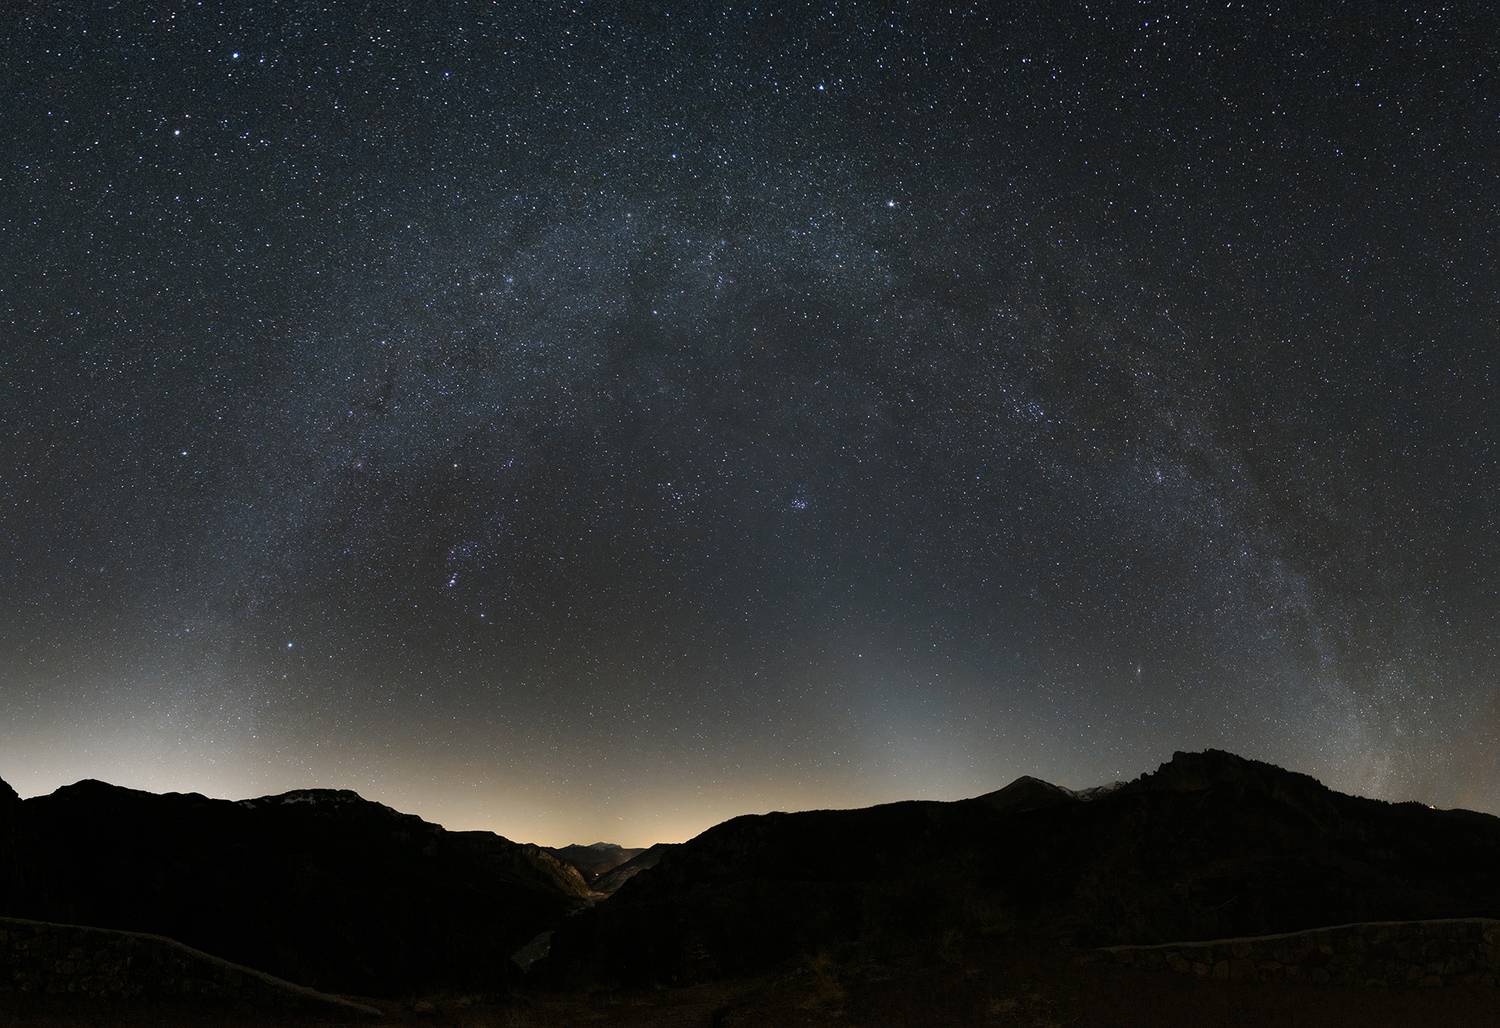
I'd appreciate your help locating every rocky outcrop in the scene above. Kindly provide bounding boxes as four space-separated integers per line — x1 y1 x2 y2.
0 916 379 1015
1095 918 1500 988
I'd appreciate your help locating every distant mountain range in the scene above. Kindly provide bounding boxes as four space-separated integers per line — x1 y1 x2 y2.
593 842 675 894
5 749 1500 1001
544 842 647 885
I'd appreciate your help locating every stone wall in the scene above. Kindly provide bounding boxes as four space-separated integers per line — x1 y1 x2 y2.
1095 918 1500 989
0 916 379 1016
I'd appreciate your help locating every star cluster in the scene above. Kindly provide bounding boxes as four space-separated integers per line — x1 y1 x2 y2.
1 2 1495 845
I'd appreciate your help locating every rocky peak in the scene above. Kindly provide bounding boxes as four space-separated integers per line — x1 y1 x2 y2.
1140 750 1322 793
52 778 125 795
974 775 1078 813
238 788 377 810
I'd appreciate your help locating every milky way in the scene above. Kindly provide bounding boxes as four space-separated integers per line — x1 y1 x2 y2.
2 2 1495 844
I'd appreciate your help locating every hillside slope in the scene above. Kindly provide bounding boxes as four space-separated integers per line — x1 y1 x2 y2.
544 750 1500 986
1 777 591 996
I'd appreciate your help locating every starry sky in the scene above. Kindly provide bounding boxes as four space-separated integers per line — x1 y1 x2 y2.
1 2 1496 847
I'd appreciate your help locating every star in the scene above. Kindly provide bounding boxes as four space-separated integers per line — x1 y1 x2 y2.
1 0 1487 847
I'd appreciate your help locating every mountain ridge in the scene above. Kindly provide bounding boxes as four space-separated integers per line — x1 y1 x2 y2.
6 750 1499 998
0 771 592 996
541 748 1500 986
544 842 648 884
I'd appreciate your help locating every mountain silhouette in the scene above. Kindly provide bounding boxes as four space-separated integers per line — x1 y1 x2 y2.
0 776 591 996
544 842 646 885
7 750 1500 1011
542 750 1500 986
593 842 676 894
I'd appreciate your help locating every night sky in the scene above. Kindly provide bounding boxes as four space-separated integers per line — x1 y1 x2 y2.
2 2 1495 846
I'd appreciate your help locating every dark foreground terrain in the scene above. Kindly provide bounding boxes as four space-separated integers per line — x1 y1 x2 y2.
4 751 1500 1025
6 942 1500 1027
